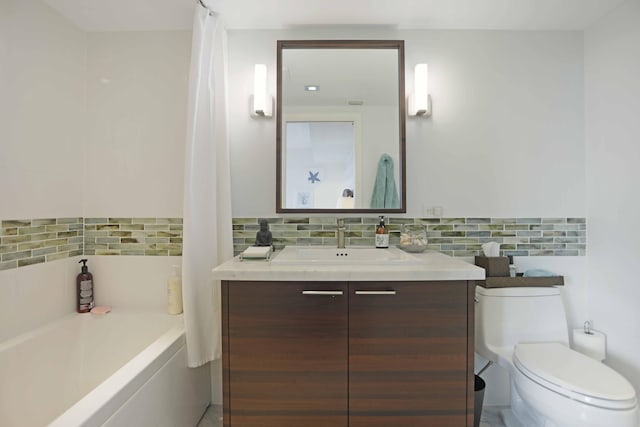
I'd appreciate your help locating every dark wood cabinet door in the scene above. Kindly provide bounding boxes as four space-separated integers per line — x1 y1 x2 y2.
348 281 471 427
224 281 348 427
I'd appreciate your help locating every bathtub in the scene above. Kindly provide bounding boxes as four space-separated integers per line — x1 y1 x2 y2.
0 310 210 427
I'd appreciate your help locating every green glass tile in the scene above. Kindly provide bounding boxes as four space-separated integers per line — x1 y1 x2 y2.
0 260 17 271
555 250 580 256
133 218 156 224
95 250 120 256
19 226 46 235
429 225 453 231
32 218 56 226
69 249 83 257
109 243 146 250
157 231 180 238
530 224 553 231
505 224 529 230
85 218 108 224
416 218 441 224
283 217 310 224
58 231 78 238
33 247 58 257
567 218 586 224
2 220 30 228
96 224 119 231
155 218 170 225
543 231 566 237
529 250 554 256
0 244 18 254
467 218 490 224
57 217 81 224
109 217 132 224
232 218 257 225
1 227 18 236
18 256 45 267
309 217 339 225
441 218 466 224
146 238 170 244
2 235 31 244
441 231 465 237
491 218 516 224
516 231 541 237
144 224 169 231
68 223 83 231
454 224 478 231
120 238 139 244
542 218 566 224
530 238 554 244
3 250 32 262
59 244 82 252
46 225 68 232
168 250 182 256
310 231 336 238
110 231 133 237
96 237 119 244
453 250 478 257
169 238 183 244
18 241 46 251
120 224 144 231
168 218 183 224
503 250 529 256
516 218 542 224
169 224 183 231
479 225 505 231
145 250 168 256
467 231 490 238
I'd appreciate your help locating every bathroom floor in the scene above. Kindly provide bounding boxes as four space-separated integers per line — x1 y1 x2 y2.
197 404 222 427
197 404 508 427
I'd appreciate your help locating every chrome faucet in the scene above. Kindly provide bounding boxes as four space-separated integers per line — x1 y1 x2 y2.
336 218 346 249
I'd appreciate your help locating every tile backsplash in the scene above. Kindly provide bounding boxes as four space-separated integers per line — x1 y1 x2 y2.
232 216 586 257
1 218 84 271
1 216 585 271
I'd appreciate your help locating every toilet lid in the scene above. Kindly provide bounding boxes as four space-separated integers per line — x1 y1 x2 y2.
514 342 636 405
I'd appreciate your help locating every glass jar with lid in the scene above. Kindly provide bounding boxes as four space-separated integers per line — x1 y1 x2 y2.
399 224 428 253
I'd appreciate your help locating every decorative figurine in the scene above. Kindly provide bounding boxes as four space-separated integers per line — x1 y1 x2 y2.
255 218 273 247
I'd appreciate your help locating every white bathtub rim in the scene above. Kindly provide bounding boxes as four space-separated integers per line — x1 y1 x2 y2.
48 318 185 427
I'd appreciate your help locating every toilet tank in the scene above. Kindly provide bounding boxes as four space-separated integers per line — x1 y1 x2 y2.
475 286 569 363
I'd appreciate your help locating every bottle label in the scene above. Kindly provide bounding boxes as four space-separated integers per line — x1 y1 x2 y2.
375 233 389 248
79 280 94 311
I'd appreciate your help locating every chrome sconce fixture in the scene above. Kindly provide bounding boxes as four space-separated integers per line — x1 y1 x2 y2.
407 64 431 117
250 64 272 118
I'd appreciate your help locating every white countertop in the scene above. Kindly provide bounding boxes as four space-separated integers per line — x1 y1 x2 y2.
212 249 485 282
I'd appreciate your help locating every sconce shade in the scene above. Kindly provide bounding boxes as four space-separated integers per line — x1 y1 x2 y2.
408 63 431 117
252 64 272 117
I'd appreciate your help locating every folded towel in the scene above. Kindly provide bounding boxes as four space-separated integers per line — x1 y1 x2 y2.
242 246 272 259
523 269 557 277
370 153 400 209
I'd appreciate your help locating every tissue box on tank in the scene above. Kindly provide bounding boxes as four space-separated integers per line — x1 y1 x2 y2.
474 256 509 277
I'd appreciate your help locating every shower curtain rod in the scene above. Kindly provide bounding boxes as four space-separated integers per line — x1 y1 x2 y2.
198 0 214 15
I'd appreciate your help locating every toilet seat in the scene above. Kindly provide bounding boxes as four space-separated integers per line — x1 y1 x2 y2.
514 342 637 410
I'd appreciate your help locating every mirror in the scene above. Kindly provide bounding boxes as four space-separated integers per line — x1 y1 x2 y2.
276 40 406 213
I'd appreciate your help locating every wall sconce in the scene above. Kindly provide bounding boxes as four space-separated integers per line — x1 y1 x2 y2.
407 63 431 117
250 64 272 118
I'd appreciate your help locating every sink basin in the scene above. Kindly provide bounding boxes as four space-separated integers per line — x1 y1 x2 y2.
271 246 421 265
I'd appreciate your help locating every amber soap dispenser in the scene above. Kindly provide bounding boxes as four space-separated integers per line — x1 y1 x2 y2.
375 216 390 248
77 259 95 313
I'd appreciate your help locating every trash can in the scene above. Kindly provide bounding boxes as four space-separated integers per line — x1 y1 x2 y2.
474 375 486 427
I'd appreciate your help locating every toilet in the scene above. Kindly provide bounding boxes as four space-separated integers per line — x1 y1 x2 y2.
475 286 638 427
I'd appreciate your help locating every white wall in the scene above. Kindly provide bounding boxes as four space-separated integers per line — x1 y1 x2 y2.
0 0 86 341
0 0 85 219
84 30 190 218
227 29 585 218
585 0 640 396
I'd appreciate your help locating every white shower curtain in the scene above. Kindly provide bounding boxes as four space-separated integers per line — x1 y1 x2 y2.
182 5 233 367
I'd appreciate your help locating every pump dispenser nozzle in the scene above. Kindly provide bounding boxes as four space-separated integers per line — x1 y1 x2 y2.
79 259 88 273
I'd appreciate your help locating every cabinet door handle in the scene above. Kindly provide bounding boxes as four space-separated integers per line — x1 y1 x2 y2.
302 290 344 296
354 290 397 295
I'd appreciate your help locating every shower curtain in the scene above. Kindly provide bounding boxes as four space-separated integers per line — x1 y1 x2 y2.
182 4 233 367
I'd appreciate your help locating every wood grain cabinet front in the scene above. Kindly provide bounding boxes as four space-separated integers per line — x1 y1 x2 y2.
222 280 474 427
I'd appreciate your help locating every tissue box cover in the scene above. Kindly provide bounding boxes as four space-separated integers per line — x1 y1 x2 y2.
474 256 509 277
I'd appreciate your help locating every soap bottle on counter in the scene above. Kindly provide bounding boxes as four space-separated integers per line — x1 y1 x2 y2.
77 259 95 313
167 265 183 315
375 216 389 249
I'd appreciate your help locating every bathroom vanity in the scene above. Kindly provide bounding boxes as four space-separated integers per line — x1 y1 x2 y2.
212 248 485 427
